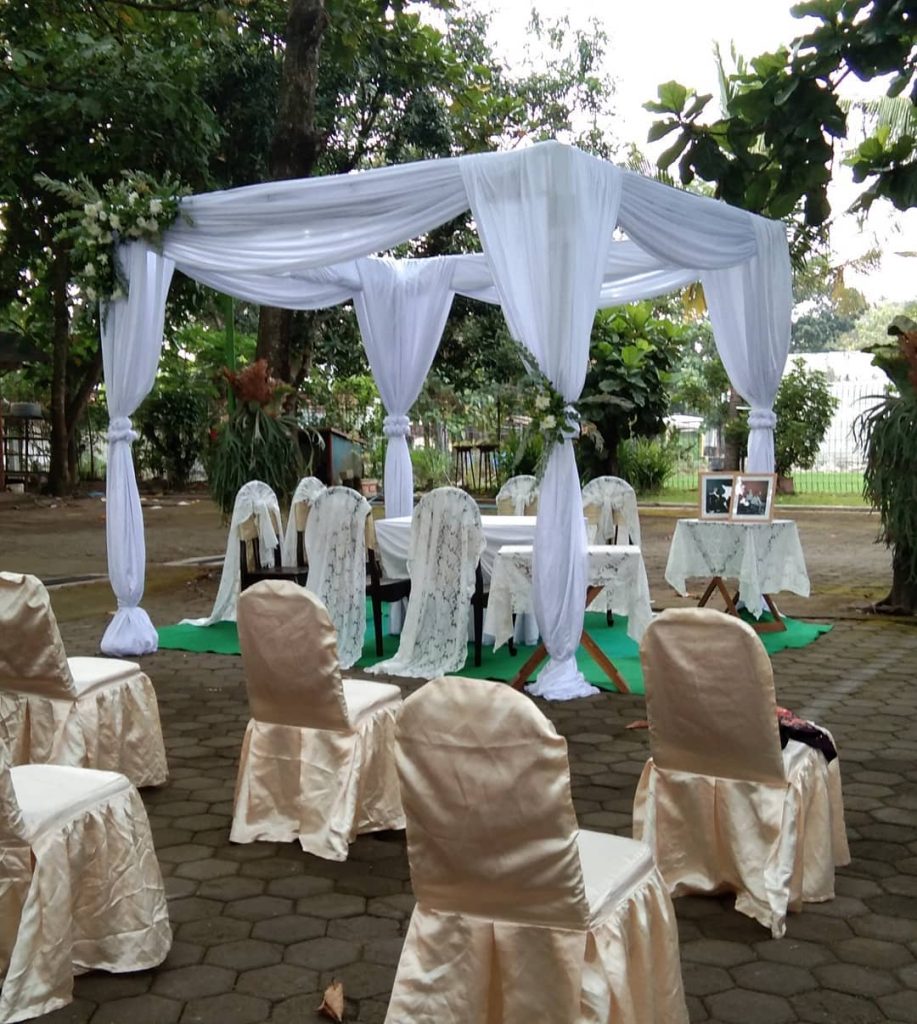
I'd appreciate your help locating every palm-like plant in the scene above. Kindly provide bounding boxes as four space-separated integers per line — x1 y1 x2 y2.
855 316 917 614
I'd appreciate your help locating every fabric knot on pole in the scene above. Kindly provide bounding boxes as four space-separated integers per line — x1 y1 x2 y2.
561 405 581 440
748 408 777 430
383 415 411 439
108 416 139 444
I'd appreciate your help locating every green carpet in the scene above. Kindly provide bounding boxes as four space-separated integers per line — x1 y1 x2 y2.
157 606 832 696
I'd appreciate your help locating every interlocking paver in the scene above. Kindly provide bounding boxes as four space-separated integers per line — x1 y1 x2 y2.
24 506 916 1023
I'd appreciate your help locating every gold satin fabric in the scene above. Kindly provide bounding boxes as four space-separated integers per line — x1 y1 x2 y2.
232 581 404 861
386 677 688 1024
0 573 167 788
632 608 850 938
0 763 171 1023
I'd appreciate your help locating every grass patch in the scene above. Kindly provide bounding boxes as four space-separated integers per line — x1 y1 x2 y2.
641 486 868 507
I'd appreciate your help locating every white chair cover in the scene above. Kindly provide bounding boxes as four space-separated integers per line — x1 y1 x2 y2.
368 487 485 679
386 676 688 1024
282 475 326 564
0 572 168 789
232 581 404 861
183 479 282 626
0 760 171 1023
581 476 641 546
304 486 370 669
495 474 539 516
632 608 850 938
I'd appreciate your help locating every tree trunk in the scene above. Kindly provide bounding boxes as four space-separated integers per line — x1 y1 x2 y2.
257 0 329 380
47 251 71 495
65 343 104 485
722 387 742 471
875 545 917 615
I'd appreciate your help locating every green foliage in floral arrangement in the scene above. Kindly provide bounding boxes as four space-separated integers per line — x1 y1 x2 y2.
35 170 191 302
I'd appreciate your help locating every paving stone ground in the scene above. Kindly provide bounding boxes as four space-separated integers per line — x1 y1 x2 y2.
22 506 917 1023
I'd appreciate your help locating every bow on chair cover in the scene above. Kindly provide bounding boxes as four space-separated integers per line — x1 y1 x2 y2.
495 475 539 516
368 488 485 679
304 487 371 669
183 480 281 626
581 477 641 547
282 476 325 564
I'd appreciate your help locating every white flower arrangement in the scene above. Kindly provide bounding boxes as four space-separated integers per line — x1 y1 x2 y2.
36 170 190 303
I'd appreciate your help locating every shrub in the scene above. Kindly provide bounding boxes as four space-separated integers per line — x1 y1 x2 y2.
410 446 451 491
615 435 679 493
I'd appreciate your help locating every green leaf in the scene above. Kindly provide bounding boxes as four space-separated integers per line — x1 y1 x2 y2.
657 133 689 169
656 80 688 114
647 119 679 143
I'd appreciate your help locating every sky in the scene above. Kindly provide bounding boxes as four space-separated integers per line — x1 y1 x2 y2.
467 0 915 304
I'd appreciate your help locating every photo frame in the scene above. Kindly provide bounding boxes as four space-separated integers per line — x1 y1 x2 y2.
699 472 735 520
730 473 776 522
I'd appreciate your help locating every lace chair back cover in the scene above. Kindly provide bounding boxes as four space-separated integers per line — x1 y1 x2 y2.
304 487 370 669
641 608 786 784
369 487 485 678
183 480 282 626
495 474 539 516
237 581 351 732
282 476 326 564
0 572 75 697
396 676 589 928
581 476 641 546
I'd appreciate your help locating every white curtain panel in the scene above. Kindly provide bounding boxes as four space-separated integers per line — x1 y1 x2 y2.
100 243 174 655
702 218 793 471
353 257 456 518
461 145 624 699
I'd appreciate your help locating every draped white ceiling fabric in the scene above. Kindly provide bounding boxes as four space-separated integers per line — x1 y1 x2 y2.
98 142 792 687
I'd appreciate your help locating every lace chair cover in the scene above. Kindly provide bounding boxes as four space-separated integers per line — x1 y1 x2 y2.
0 759 171 1022
386 677 688 1024
183 480 282 626
304 486 370 669
369 487 485 679
495 474 539 516
632 608 850 938
282 476 326 564
231 581 404 861
581 477 641 546
0 572 168 788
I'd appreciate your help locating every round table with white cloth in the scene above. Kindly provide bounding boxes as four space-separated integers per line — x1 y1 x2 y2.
664 518 810 619
484 544 654 652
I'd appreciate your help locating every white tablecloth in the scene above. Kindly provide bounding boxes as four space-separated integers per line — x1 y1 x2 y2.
664 519 810 618
484 544 654 650
374 515 538 583
373 515 540 643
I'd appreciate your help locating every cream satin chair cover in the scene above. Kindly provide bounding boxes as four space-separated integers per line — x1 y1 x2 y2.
281 475 325 565
581 477 641 546
231 581 404 861
182 479 282 626
632 608 850 938
368 487 485 679
0 758 171 1023
0 573 167 789
387 677 688 1024
495 474 539 516
304 486 371 669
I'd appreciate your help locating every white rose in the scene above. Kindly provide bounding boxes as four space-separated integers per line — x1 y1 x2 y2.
535 394 550 411
87 222 101 237
128 191 139 204
149 198 163 215
108 213 121 231
99 209 108 222
83 202 97 219
127 225 142 238
542 414 556 430
84 262 96 277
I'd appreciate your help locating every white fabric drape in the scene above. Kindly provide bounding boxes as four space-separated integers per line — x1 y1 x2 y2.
701 219 793 471
282 476 326 565
304 487 370 669
353 258 456 518
183 481 281 627
461 144 623 699
100 243 174 656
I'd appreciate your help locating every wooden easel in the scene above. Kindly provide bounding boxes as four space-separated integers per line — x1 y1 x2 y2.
697 576 787 634
509 585 631 693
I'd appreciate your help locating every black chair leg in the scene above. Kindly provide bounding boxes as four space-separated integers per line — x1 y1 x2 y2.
606 609 615 627
372 595 384 657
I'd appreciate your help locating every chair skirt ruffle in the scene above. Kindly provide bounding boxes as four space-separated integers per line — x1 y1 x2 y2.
230 705 404 861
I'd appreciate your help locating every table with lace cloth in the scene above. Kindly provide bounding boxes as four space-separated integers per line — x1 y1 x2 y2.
664 518 810 627
484 545 653 692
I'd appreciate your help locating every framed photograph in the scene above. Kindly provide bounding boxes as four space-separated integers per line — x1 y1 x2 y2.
730 473 776 521
699 472 735 520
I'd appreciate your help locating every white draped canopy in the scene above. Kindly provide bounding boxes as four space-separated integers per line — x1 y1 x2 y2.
99 142 792 697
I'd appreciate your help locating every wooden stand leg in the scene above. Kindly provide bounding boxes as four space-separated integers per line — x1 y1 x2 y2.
510 644 549 691
753 594 787 633
579 632 630 693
